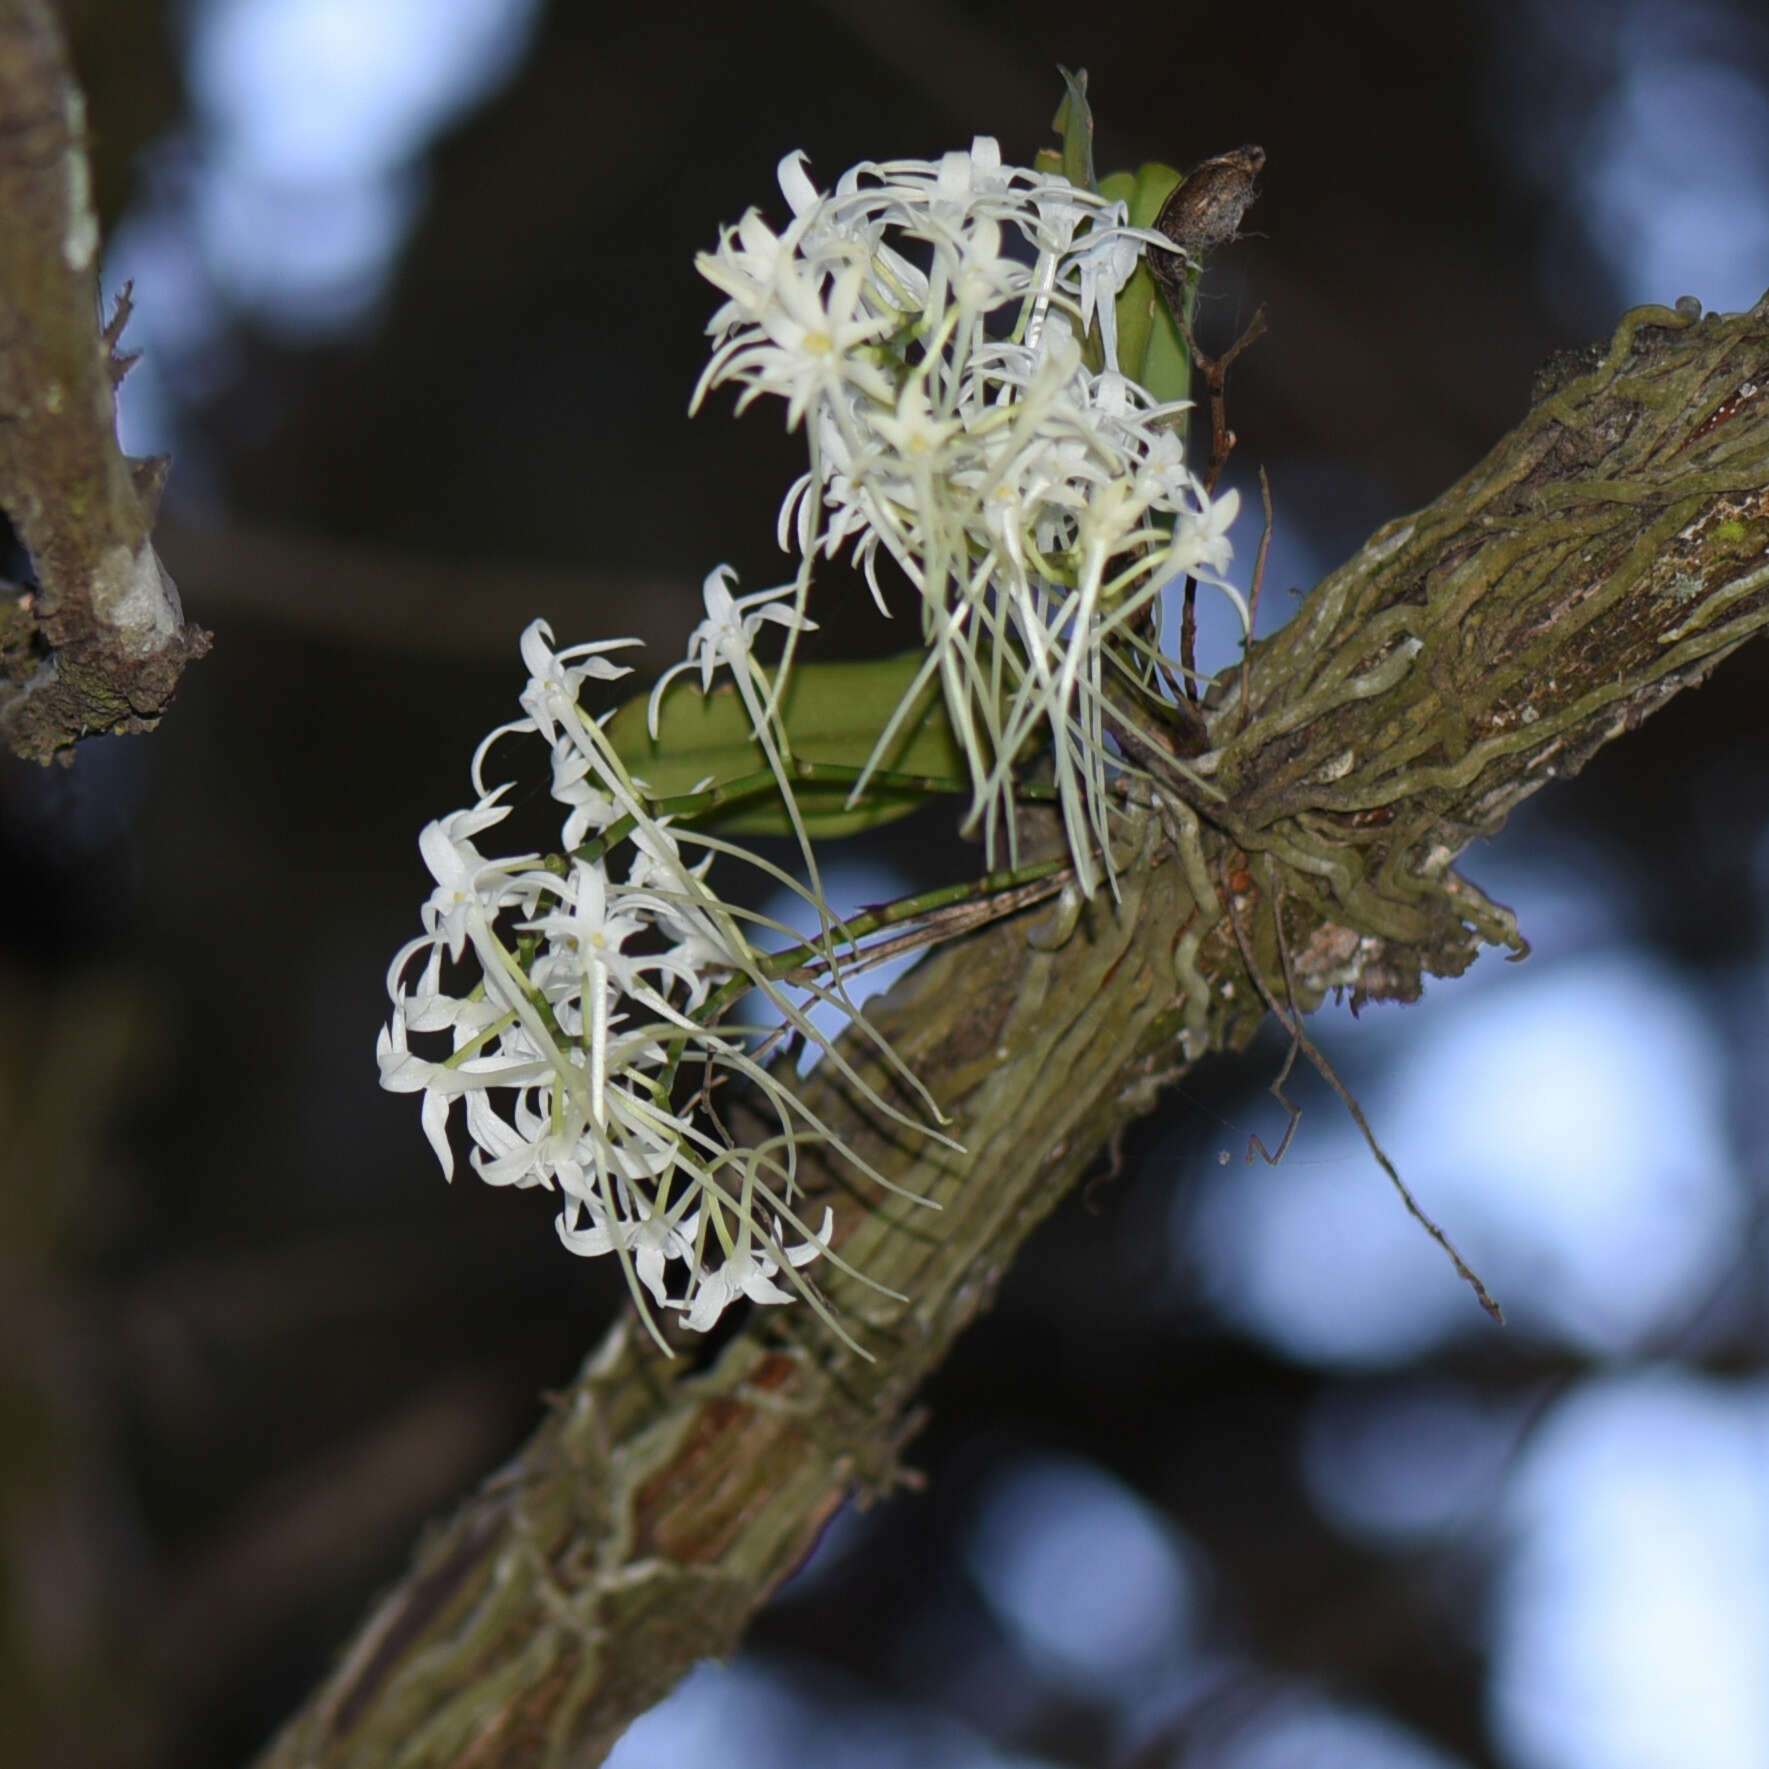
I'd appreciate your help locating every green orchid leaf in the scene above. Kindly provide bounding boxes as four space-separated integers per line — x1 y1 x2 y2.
1051 66 1096 192
1121 160 1183 232
606 651 967 837
1103 162 1190 405
1139 274 1193 406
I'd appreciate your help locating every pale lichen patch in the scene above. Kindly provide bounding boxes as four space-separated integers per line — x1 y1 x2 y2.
59 82 98 273
90 544 179 653
1365 520 1416 563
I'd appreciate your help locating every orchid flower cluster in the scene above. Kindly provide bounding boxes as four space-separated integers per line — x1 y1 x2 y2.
381 136 1245 1339
378 618 935 1347
694 137 1245 896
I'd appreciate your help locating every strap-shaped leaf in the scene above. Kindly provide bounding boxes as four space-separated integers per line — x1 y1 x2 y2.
605 651 968 837
1102 162 1190 404
1051 66 1097 192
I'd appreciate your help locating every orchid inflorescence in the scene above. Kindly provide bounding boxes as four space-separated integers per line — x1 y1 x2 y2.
695 137 1245 897
381 136 1244 1343
377 617 938 1350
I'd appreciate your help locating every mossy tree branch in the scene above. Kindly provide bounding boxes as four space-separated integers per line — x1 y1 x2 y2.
0 0 207 763
248 294 1769 1768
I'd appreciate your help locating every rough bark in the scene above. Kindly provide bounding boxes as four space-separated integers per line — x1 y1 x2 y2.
0 0 206 763
247 292 1769 1768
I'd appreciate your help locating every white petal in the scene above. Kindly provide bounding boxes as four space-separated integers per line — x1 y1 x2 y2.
420 1089 454 1180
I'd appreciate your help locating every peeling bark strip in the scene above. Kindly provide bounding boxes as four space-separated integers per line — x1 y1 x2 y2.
250 293 1769 1769
0 0 207 763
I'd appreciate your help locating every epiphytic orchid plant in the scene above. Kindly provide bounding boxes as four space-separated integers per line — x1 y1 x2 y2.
379 77 1252 1350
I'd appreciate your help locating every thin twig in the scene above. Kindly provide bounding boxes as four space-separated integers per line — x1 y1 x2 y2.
1176 304 1269 700
1180 573 1200 703
1239 466 1274 731
1177 304 1270 495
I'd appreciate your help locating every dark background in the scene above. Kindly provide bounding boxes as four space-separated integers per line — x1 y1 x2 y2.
5 2 1767 1766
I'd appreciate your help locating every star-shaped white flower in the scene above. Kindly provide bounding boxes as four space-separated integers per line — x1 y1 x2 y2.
646 565 816 735
415 792 519 960
676 1208 835 1332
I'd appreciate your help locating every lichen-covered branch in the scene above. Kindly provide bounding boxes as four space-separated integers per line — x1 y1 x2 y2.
1198 296 1769 1014
0 0 207 763
251 298 1769 1769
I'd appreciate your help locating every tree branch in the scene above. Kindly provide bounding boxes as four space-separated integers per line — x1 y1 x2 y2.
250 296 1769 1766
151 511 698 661
0 0 207 763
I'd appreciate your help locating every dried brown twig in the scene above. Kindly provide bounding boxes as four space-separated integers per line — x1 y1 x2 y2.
1176 304 1270 696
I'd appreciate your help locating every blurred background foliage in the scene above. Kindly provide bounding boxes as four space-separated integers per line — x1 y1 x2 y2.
3 2 1767 1766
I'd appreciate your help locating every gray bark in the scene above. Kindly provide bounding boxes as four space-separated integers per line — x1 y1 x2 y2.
0 0 206 763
